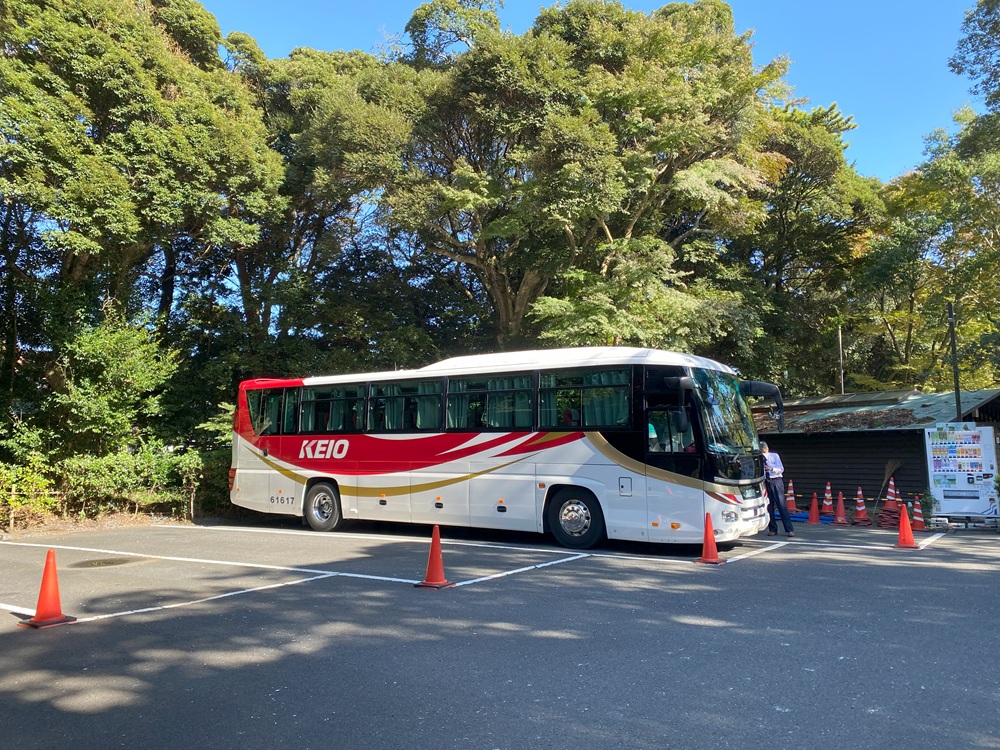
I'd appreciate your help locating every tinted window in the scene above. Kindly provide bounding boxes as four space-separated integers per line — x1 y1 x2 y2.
300 384 365 434
447 375 532 430
539 369 630 429
369 381 443 432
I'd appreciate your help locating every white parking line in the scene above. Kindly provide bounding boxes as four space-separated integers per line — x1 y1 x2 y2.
0 540 419 582
919 532 948 548
74 573 340 624
453 553 590 587
727 542 789 561
170 523 573 555
0 601 34 616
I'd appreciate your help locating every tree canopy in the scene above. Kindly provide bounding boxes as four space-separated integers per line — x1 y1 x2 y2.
0 0 998 518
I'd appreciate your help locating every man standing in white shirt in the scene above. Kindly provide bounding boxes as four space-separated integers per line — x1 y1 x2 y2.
761 441 795 537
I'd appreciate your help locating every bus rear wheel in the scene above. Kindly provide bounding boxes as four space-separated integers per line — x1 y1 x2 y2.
304 482 344 532
547 487 605 549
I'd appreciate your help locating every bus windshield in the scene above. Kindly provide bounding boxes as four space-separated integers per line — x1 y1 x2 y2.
693 368 759 454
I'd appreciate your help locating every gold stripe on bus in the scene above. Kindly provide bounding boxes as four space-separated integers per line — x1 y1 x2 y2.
255 449 309 484
586 433 747 496
340 458 527 498
520 431 579 446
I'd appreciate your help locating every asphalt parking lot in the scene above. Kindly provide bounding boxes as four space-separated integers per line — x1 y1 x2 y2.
1 518 998 750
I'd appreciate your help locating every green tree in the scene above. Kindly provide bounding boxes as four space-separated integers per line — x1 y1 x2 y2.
45 314 178 458
722 104 883 393
222 38 435 372
850 175 944 388
388 0 785 349
0 0 282 421
950 0 1000 110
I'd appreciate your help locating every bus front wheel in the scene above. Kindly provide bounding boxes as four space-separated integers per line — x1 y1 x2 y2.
547 487 605 549
304 482 344 532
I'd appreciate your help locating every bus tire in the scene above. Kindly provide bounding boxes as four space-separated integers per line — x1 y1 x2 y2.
304 482 344 532
547 487 605 549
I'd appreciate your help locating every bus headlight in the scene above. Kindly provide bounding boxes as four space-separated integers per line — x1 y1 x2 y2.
721 510 739 523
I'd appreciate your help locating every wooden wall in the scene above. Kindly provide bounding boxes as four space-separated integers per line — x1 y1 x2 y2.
761 430 928 505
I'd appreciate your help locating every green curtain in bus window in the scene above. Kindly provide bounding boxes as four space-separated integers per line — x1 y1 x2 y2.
484 376 532 429
486 391 513 428
582 370 629 427
486 378 508 428
369 385 404 431
337 398 363 431
512 376 532 427
447 398 469 428
300 399 316 432
347 400 361 431
299 387 329 434
385 385 404 430
329 400 347 431
447 382 488 429
539 389 558 428
447 380 470 428
416 381 442 430
367 396 383 430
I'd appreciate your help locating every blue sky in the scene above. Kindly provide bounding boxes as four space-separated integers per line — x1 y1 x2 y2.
199 0 979 183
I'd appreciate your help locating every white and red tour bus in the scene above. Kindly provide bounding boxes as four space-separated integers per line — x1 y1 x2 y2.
229 347 784 548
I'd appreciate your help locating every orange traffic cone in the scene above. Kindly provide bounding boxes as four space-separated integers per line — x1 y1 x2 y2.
851 487 872 526
911 496 927 531
785 480 799 513
884 477 899 511
832 491 850 526
807 493 820 524
894 505 920 549
821 482 835 515
696 513 724 565
415 525 454 589
18 549 76 629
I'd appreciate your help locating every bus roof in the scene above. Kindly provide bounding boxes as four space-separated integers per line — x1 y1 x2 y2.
237 347 735 390
417 347 733 376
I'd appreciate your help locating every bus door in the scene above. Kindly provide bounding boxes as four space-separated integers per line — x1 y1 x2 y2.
645 406 704 542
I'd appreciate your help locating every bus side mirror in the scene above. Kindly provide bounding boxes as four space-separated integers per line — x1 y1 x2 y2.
663 376 694 391
739 380 784 433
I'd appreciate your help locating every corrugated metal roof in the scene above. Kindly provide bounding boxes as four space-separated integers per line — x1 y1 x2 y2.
755 389 1000 435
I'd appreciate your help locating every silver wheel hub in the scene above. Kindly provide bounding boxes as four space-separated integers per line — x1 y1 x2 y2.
558 500 591 536
313 494 333 521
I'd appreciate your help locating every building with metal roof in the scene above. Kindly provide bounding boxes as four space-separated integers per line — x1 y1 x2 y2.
754 389 1000 515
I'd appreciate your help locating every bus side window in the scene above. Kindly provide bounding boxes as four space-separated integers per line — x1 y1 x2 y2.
315 401 331 433
671 409 695 452
251 390 283 436
405 399 418 430
282 389 299 434
647 409 694 454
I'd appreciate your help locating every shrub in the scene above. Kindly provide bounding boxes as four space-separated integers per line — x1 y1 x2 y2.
0 462 57 530
57 440 198 518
